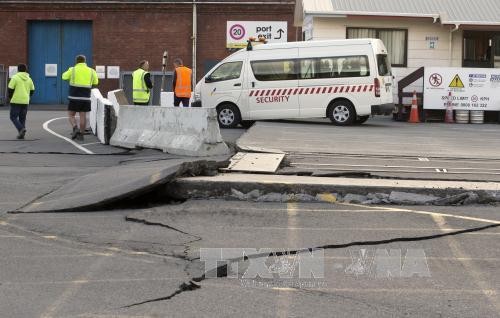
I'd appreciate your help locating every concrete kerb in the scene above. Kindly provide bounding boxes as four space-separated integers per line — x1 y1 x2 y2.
110 105 230 157
167 173 500 205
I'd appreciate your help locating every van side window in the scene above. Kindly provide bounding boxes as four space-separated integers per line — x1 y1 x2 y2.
377 54 392 76
209 61 243 82
335 56 370 78
299 56 370 79
300 59 316 79
251 60 298 81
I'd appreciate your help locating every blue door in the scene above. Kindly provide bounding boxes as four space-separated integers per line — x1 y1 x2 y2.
29 21 92 104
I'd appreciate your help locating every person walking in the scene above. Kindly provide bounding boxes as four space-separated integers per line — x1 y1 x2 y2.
132 60 153 105
62 55 98 141
173 58 192 107
8 64 35 139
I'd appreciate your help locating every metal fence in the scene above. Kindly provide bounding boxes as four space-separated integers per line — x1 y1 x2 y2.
0 65 7 105
120 71 174 106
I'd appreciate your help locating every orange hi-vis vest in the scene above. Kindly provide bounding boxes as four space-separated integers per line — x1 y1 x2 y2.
175 66 192 98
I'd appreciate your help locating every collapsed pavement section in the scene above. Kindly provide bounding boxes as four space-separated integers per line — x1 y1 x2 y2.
13 157 229 213
168 173 500 206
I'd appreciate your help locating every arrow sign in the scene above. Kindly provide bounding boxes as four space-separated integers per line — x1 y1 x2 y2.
274 28 285 40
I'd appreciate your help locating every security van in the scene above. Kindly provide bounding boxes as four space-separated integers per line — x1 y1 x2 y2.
192 39 394 127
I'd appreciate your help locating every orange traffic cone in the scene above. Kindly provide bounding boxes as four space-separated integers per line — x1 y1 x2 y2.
408 91 420 123
445 91 454 123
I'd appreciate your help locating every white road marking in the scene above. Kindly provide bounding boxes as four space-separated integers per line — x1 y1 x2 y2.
340 203 500 225
80 141 101 146
42 117 94 155
418 157 430 161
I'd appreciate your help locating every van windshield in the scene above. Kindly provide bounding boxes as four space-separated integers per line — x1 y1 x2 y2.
209 61 243 82
377 54 391 76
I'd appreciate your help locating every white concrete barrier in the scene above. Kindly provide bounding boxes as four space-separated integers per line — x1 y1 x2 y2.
107 89 129 115
90 89 114 144
160 92 175 107
110 106 230 156
160 92 193 107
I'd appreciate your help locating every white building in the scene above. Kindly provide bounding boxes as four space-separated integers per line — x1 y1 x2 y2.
294 0 500 104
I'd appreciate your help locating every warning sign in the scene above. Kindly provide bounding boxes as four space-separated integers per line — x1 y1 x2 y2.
449 74 464 88
424 67 500 111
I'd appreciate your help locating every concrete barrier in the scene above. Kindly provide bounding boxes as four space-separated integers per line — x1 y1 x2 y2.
160 92 175 107
107 89 129 115
160 91 193 107
90 89 116 144
110 105 230 156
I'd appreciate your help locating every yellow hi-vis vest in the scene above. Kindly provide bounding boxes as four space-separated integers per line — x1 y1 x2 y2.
62 63 98 101
132 68 150 103
8 72 35 105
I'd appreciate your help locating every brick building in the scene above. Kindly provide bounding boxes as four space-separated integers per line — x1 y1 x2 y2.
0 0 297 104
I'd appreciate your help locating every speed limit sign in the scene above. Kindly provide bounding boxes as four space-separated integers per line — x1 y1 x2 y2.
229 24 246 41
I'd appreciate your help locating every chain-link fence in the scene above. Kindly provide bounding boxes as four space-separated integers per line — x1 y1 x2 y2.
120 71 174 106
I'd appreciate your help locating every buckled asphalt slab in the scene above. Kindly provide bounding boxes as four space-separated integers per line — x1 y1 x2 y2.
13 157 229 213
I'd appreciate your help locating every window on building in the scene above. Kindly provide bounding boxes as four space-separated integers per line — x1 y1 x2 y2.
208 61 243 82
347 28 407 67
251 60 298 81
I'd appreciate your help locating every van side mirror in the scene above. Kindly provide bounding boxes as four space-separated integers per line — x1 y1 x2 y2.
205 76 213 83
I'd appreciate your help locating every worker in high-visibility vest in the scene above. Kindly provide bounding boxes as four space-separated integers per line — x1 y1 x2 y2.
132 60 153 105
8 63 35 139
172 58 192 107
62 55 98 141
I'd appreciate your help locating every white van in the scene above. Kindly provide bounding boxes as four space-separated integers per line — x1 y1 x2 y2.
192 39 394 127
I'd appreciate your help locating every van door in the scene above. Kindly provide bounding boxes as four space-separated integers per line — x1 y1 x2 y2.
376 53 394 104
202 58 246 109
247 48 299 119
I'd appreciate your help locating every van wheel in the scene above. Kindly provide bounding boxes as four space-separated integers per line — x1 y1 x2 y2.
217 103 241 128
355 115 370 124
328 101 356 126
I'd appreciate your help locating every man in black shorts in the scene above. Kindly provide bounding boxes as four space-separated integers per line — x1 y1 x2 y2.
62 55 98 141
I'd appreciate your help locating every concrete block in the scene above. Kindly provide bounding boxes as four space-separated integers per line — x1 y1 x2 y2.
343 193 368 203
110 105 230 157
90 89 114 144
256 193 286 202
434 192 473 206
389 191 439 205
160 92 193 107
160 92 174 107
107 89 129 116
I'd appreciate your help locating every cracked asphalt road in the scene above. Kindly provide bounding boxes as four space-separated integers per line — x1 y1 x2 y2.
1 201 499 317
1 109 499 317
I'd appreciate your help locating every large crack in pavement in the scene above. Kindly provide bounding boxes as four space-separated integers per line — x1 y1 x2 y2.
120 212 500 308
125 214 202 261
